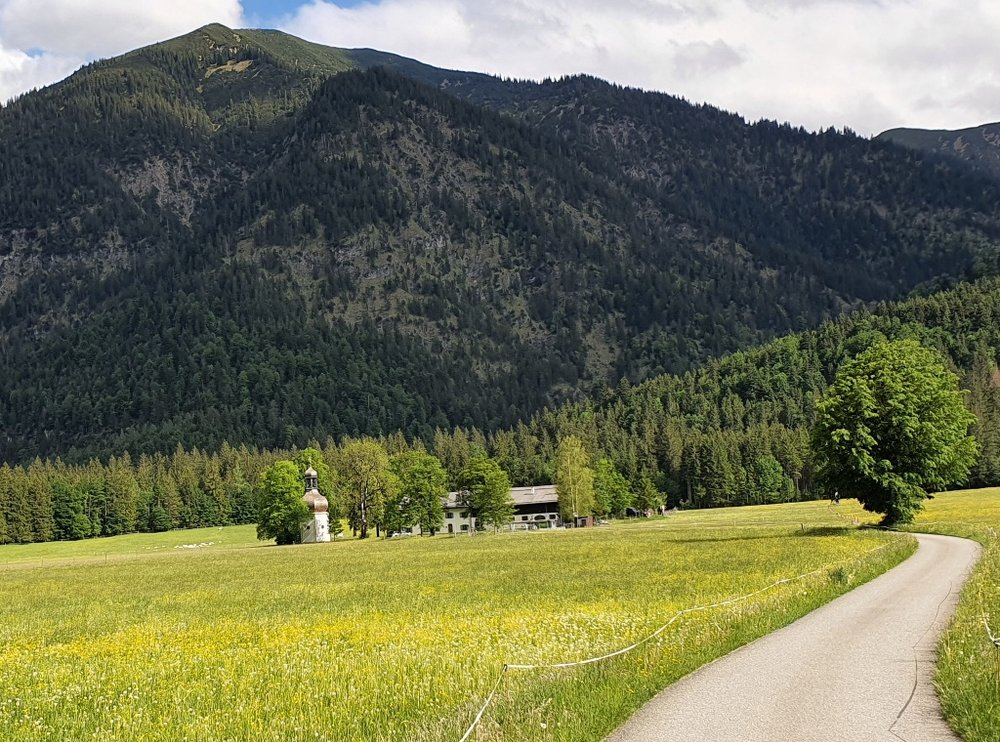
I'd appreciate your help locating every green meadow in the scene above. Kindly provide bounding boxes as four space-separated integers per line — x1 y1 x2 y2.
906 488 1000 742
1 501 913 740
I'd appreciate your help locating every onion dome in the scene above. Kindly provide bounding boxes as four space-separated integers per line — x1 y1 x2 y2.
303 488 329 513
302 465 327 511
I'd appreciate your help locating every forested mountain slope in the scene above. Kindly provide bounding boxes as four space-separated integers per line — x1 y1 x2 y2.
879 122 1000 181
2 24 1000 463
521 277 1000 507
4 277 1000 544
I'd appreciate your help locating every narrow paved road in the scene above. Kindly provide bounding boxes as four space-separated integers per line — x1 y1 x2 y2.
607 533 981 742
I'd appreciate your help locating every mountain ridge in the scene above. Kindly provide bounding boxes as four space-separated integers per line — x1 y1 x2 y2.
879 121 1000 180
2 25 1000 463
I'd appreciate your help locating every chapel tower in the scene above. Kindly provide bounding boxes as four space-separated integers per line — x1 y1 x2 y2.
301 466 331 543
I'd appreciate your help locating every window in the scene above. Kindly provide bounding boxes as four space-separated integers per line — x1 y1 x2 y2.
445 512 453 519
460 525 469 532
521 515 529 521
460 511 468 518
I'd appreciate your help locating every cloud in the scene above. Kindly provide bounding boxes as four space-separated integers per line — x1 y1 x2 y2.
282 0 1000 135
0 0 998 136
0 0 244 104
0 0 244 58
0 43 78 103
670 39 744 80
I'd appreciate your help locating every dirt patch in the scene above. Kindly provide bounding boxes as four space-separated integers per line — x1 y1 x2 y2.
205 59 253 78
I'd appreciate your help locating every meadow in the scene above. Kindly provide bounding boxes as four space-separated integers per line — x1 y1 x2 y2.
0 501 913 741
905 488 1000 742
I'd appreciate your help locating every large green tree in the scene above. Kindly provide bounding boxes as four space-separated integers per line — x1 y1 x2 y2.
391 451 447 535
256 460 309 545
812 339 978 525
593 458 633 517
748 455 786 505
336 440 397 539
555 436 595 523
457 456 513 533
634 474 664 514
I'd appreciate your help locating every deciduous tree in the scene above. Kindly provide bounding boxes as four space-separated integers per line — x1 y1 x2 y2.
391 451 447 535
337 440 397 539
593 458 633 517
812 340 978 525
256 460 308 545
457 456 513 533
555 436 595 523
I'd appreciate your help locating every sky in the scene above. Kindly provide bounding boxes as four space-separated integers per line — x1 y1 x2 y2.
0 0 998 136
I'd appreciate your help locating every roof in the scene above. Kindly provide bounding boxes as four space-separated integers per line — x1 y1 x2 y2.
444 484 557 508
303 489 328 513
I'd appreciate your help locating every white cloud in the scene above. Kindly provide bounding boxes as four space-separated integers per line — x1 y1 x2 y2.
0 0 244 104
0 0 243 58
282 0 1000 135
0 43 79 104
0 0 998 136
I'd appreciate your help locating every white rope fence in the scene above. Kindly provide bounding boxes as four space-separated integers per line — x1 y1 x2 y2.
826 503 863 527
986 617 1000 648
458 538 901 741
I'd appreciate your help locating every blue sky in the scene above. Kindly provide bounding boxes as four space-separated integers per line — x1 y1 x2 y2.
241 0 366 25
241 0 306 16
1 0 999 136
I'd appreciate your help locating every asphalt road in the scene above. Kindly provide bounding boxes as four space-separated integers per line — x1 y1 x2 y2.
607 533 981 742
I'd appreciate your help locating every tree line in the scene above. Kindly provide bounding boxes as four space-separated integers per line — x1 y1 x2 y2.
4 277 1000 545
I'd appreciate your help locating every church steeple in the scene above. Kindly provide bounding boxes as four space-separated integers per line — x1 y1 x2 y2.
304 466 319 492
300 465 330 543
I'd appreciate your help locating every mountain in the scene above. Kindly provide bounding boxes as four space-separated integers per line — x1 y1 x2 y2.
879 122 1000 180
2 24 1000 463
517 275 1000 507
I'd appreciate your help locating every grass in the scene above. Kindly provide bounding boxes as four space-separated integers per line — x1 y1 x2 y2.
0 500 912 740
0 525 260 568
904 488 1000 742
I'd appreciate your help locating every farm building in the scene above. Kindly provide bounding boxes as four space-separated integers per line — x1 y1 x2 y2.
442 485 562 533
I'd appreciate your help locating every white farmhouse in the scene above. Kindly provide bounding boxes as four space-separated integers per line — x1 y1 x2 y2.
442 485 562 533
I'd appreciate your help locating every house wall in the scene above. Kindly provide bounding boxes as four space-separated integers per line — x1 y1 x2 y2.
443 504 561 532
512 509 560 527
443 507 476 534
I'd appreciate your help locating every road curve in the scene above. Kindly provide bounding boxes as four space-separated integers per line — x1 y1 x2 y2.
607 533 981 742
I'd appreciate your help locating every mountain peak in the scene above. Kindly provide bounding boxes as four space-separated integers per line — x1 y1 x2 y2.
195 22 235 33
878 121 1000 180
3 26 1000 461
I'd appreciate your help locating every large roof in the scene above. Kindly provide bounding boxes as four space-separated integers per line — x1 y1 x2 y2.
444 484 557 508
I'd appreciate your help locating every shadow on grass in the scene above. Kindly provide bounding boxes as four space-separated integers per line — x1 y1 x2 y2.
797 526 857 537
669 526 856 544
